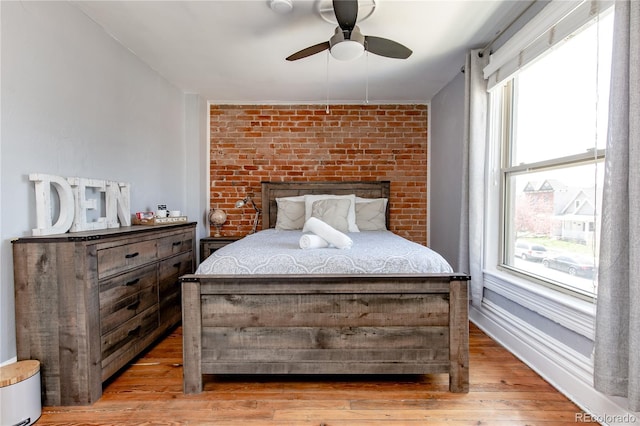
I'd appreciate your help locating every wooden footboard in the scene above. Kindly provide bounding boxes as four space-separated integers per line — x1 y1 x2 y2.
181 273 470 394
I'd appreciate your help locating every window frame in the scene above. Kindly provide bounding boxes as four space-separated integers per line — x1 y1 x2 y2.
482 86 597 339
478 1 615 339
492 62 607 301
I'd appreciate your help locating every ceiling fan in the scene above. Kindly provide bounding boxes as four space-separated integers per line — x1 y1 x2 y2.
286 0 412 62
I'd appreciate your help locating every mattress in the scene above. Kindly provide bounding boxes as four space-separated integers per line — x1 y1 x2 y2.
196 229 453 275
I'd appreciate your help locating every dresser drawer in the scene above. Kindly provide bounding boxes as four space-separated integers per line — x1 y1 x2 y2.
157 230 194 259
158 251 192 327
101 306 159 370
159 288 181 328
159 251 193 283
99 264 157 309
100 283 158 336
159 252 192 297
97 240 158 279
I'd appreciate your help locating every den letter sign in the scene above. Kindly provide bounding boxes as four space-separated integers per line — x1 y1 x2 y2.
30 173 131 236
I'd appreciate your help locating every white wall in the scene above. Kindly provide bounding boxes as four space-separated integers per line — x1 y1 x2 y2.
184 93 211 245
0 1 206 364
429 71 465 268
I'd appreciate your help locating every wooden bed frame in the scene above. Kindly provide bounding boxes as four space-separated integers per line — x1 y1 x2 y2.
181 181 470 394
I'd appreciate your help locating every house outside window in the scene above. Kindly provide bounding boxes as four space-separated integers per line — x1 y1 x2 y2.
494 7 613 299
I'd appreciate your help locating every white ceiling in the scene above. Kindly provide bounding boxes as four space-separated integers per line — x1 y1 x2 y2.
73 0 532 104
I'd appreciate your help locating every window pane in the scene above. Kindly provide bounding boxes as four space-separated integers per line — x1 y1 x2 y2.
511 11 613 166
504 163 603 295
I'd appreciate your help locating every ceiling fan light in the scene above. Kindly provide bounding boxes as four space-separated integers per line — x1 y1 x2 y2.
269 0 293 14
330 40 365 61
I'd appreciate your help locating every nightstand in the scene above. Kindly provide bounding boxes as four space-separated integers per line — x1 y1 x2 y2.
199 236 242 263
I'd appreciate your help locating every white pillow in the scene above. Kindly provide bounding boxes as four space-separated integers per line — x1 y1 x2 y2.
275 198 306 230
304 198 350 233
304 194 359 232
355 197 388 231
277 195 305 202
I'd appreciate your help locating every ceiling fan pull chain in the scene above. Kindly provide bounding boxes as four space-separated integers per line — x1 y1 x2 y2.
365 50 369 104
326 50 331 114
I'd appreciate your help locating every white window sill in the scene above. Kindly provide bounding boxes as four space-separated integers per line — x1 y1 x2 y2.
482 268 596 340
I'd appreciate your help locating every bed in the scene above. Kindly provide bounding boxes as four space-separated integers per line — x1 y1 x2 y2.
181 181 470 394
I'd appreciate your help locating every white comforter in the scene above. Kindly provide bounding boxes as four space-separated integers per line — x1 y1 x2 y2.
196 229 453 275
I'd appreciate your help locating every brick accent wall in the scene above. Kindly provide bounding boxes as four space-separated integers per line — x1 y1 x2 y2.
209 104 429 244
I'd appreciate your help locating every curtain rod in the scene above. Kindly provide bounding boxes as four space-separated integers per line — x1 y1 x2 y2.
479 0 539 57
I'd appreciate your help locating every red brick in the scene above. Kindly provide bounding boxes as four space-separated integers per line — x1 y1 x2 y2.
209 104 429 243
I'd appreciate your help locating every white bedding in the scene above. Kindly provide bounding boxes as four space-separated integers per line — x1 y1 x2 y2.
196 229 453 275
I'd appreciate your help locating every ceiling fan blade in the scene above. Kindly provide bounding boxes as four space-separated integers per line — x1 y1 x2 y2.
365 36 413 59
332 0 358 32
286 41 331 61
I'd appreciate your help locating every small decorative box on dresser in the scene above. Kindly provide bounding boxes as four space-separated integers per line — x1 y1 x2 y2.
12 222 196 406
199 236 241 263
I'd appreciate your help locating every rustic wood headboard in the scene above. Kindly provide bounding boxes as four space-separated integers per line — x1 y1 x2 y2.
261 181 391 230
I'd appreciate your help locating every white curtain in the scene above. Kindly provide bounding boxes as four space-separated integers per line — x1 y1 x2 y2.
459 49 489 306
593 0 640 412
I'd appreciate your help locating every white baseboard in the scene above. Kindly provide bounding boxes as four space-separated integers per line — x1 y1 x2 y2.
470 301 639 426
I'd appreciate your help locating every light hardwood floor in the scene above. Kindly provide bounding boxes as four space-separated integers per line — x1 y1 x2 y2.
37 323 596 425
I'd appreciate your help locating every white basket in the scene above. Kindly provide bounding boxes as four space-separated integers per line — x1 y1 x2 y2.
0 360 42 426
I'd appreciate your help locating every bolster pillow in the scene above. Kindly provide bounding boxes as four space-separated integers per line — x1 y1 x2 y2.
303 217 353 250
299 233 330 249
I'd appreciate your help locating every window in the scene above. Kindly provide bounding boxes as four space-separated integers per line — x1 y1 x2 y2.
494 8 614 298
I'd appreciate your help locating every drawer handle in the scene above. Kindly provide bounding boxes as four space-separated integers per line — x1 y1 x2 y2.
172 241 182 247
127 301 141 311
173 262 182 268
125 252 139 259
128 326 142 337
124 278 140 287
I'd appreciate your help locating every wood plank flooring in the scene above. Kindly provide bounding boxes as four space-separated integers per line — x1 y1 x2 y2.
37 323 596 425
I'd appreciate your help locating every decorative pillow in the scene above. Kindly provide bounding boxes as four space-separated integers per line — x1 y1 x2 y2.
275 197 305 230
355 197 388 231
277 195 305 202
303 217 353 250
303 194 359 232
304 198 351 233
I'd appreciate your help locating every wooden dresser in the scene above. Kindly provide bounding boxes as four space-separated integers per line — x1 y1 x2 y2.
12 222 196 406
